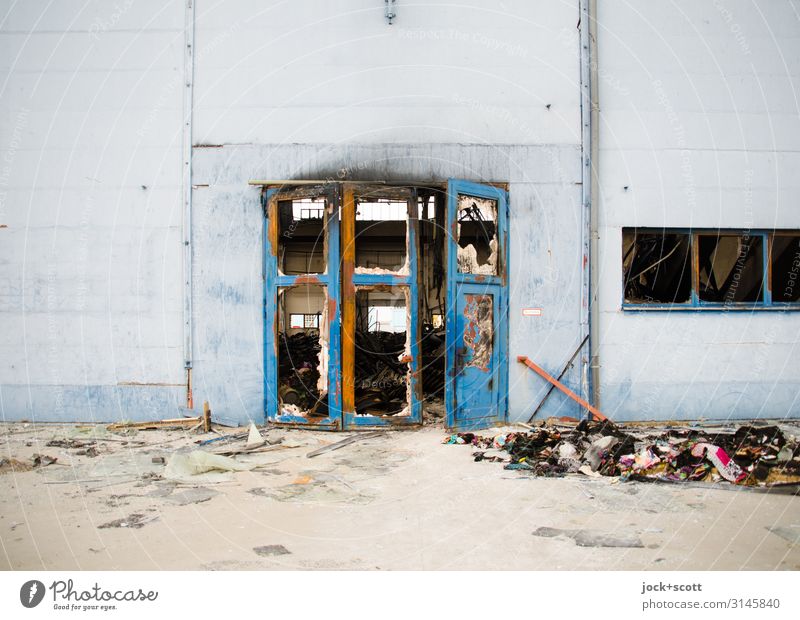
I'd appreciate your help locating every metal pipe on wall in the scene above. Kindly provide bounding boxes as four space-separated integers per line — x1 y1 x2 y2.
578 0 594 407
588 0 601 409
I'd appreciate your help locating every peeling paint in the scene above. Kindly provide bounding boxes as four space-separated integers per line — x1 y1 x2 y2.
463 294 493 372
317 296 329 394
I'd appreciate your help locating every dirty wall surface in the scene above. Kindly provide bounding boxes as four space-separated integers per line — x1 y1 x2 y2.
190 143 586 425
596 1 800 420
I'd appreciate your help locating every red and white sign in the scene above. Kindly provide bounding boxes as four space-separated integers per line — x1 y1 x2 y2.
522 307 543 317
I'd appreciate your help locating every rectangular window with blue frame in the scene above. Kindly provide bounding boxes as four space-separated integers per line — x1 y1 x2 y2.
622 228 800 310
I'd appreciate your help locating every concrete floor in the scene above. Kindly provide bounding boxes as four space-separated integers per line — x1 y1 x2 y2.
1 422 798 570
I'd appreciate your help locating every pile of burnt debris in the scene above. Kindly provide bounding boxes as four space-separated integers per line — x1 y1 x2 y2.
277 326 447 417
355 330 408 415
278 332 326 415
444 419 800 489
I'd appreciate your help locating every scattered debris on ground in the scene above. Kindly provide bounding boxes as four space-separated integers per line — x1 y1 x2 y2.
444 419 800 490
1 419 798 570
0 457 33 474
97 512 157 529
278 332 326 414
306 431 384 458
532 526 645 548
31 453 58 467
354 330 408 416
253 545 291 557
107 405 212 433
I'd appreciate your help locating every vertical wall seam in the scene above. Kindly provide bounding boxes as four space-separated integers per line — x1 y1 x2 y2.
182 0 195 374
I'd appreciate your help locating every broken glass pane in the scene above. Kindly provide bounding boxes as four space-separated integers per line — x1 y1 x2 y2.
770 235 800 303
623 230 692 304
698 234 763 303
456 194 498 275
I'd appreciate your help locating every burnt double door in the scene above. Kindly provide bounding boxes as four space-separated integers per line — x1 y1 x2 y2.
264 180 508 430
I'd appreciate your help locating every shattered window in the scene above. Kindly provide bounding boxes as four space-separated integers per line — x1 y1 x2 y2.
278 198 327 275
698 234 763 303
623 230 692 304
354 287 410 417
622 228 800 309
456 194 497 275
770 235 800 303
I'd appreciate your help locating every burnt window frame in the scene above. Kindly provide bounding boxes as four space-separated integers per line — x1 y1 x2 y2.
622 228 800 311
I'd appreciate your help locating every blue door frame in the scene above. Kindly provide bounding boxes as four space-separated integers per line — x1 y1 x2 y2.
445 179 509 430
264 183 422 430
341 184 422 428
264 185 342 429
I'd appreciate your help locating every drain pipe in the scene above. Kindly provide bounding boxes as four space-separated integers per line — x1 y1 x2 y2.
182 0 196 407
588 0 600 409
579 0 600 410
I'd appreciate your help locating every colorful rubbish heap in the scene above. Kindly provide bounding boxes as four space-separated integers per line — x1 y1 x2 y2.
443 420 800 488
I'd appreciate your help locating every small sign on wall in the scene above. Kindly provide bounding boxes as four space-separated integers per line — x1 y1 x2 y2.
522 307 543 317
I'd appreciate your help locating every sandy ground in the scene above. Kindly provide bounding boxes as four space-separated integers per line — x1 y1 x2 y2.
1 421 798 571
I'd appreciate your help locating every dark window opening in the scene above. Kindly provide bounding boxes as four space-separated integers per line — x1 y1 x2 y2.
698 234 763 303
770 235 800 303
622 228 800 309
623 230 692 304
355 194 409 274
419 190 447 408
278 198 327 275
278 285 328 416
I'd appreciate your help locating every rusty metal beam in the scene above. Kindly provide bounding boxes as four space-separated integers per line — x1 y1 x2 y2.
341 184 356 416
517 355 608 421
249 180 387 186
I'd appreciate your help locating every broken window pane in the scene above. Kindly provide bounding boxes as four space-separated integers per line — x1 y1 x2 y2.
456 194 497 275
623 230 692 304
355 199 408 274
278 198 327 274
698 234 763 303
278 285 328 417
354 287 409 416
462 294 493 372
770 235 800 302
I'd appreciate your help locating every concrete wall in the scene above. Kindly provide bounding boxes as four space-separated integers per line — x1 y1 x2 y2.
187 0 588 425
11 1 789 425
596 0 800 420
0 1 186 422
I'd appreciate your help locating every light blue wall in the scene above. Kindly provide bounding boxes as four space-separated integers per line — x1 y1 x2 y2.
189 143 586 425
